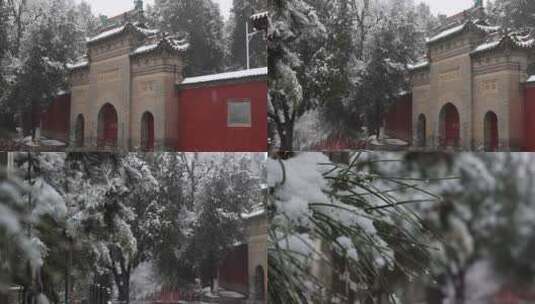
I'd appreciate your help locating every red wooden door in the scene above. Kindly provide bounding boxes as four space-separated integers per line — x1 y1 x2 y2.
485 112 498 151
75 115 84 147
98 104 118 148
442 104 460 147
141 112 154 151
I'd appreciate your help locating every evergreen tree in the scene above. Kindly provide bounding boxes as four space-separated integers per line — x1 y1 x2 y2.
269 0 326 152
228 0 267 69
185 154 260 290
488 0 535 32
268 152 436 303
0 0 95 135
152 0 226 76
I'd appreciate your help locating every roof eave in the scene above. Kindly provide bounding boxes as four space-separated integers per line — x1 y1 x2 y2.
177 74 267 90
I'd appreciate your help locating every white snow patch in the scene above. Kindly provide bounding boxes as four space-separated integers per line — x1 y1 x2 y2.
427 23 466 44
268 153 331 226
472 39 502 54
40 139 67 147
132 43 159 55
66 60 89 70
131 39 188 56
241 208 265 219
87 25 126 43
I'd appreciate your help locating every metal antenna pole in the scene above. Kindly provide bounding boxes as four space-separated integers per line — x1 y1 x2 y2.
246 21 250 70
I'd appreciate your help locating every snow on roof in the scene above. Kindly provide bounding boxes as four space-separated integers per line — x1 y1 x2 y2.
136 27 159 36
475 23 501 34
87 23 159 44
181 67 268 85
408 60 429 70
513 34 535 48
250 11 268 21
87 25 126 43
472 32 535 55
472 39 502 54
66 60 89 70
241 208 266 219
132 43 159 55
427 23 467 44
131 38 189 56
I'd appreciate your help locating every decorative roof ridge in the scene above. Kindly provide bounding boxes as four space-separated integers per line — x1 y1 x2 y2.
87 22 152 45
250 11 268 21
426 19 499 45
130 36 189 57
471 31 535 55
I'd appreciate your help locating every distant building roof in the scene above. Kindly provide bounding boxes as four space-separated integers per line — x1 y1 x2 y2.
181 67 268 86
87 23 157 45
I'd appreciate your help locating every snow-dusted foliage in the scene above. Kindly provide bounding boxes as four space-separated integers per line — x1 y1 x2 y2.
226 0 267 70
487 0 535 32
0 152 265 304
269 0 439 151
268 152 436 303
147 0 226 76
0 0 98 135
269 152 535 303
368 152 535 303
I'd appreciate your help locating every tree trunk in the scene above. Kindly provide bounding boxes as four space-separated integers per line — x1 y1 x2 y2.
454 269 466 304
64 239 72 304
279 122 294 153
117 275 130 304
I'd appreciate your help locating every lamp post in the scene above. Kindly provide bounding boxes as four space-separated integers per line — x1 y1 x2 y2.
246 21 261 70
246 12 268 70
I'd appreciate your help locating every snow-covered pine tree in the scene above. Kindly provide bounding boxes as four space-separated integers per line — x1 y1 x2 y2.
488 0 535 32
151 0 226 76
379 153 535 303
269 0 326 152
0 0 95 135
228 0 267 69
271 0 431 150
146 153 193 286
268 152 437 303
185 153 260 291
6 25 65 138
10 152 67 304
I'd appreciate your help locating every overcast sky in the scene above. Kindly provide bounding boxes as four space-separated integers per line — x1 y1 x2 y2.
420 0 475 16
80 0 233 20
83 0 479 21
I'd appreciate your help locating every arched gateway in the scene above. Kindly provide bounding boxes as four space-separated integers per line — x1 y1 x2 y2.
484 111 498 151
439 103 460 148
97 104 118 149
254 266 265 301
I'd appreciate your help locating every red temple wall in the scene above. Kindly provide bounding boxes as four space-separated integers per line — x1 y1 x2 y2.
218 244 248 295
177 80 268 152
